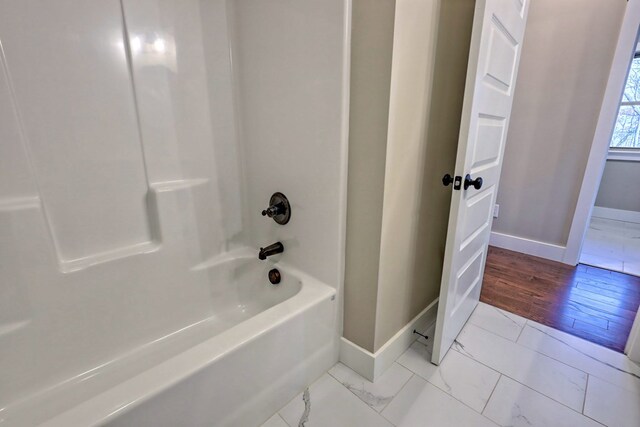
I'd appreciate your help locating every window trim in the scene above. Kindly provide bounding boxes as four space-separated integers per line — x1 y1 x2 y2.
608 52 640 159
608 148 640 161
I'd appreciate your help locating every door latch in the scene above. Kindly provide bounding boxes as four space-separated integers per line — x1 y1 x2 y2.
442 174 463 190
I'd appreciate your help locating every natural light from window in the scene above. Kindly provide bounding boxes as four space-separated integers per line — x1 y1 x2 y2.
611 55 640 148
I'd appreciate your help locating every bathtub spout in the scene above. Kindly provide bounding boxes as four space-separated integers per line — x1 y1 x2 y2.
258 242 284 260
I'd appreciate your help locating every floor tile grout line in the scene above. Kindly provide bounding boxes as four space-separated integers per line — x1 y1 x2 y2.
576 375 609 427
379 367 414 414
582 374 589 415
486 303 529 327
580 395 609 427
426 376 502 426
519 323 640 381
479 302 529 325
327 362 413 415
322 373 395 422
450 345 589 416
396 346 504 419
490 320 631 383
415 350 502 415
483 369 603 423
463 313 637 385
276 391 306 427
276 412 294 427
424 369 498 416
480 373 502 415
395 357 415 373
325 367 374 411
528 315 634 352
378 374 416 426
466 320 522 343
450 349 608 427
468 314 606 377
515 321 526 342
379 372 499 426
577 381 629 427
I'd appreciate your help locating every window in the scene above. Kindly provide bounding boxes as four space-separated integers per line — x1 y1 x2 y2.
610 55 640 149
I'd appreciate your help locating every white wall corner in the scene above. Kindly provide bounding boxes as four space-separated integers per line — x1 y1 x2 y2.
339 299 438 382
490 231 567 263
338 337 376 381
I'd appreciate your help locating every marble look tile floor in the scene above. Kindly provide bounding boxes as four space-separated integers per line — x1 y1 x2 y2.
580 216 640 276
262 302 640 427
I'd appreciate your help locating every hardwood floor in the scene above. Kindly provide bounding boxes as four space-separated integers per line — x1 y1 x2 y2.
481 246 640 352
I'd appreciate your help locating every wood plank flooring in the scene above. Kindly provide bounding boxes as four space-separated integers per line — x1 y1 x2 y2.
480 246 640 352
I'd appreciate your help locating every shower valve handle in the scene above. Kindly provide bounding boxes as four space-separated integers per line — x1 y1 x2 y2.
262 202 285 218
261 192 291 225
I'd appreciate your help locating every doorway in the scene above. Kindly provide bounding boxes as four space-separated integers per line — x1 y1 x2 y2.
482 0 640 358
579 53 640 276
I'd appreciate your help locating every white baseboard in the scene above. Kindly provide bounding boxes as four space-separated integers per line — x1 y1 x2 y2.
339 337 375 381
490 231 567 263
593 206 640 224
339 299 438 382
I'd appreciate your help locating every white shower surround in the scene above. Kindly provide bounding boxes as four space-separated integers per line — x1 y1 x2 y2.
0 0 351 425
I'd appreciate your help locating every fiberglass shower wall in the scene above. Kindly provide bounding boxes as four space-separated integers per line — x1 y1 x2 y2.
0 0 245 409
0 0 348 412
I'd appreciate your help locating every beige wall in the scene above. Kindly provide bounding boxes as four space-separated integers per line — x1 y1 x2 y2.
374 0 474 351
344 0 474 353
596 160 640 212
493 0 626 246
343 0 396 352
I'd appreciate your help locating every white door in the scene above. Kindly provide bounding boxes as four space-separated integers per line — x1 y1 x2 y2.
432 0 529 364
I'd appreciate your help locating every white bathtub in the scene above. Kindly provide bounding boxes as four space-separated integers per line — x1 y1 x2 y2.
4 252 338 427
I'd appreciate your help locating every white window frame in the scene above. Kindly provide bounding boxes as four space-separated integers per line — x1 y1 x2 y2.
608 148 640 161
608 53 640 161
